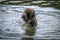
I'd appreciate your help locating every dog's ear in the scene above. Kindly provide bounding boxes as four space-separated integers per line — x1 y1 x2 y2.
22 14 28 22
32 9 35 14
24 8 29 14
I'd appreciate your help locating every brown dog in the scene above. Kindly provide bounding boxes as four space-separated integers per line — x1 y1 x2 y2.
22 8 37 27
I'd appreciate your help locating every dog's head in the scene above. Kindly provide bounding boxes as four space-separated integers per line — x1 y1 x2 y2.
24 8 35 19
22 8 37 27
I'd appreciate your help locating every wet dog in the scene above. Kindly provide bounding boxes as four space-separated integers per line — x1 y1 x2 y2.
22 8 37 27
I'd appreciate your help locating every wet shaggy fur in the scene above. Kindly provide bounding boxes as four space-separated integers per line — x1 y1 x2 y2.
22 8 37 27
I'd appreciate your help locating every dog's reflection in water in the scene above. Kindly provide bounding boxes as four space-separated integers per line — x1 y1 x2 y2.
21 27 35 40
21 8 37 40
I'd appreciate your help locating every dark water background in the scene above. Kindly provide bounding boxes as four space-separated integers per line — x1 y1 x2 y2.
0 0 60 40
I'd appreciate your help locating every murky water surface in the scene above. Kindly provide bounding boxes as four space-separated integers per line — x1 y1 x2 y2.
0 1 60 40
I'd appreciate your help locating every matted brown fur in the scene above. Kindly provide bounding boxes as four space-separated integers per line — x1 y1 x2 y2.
22 8 37 27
